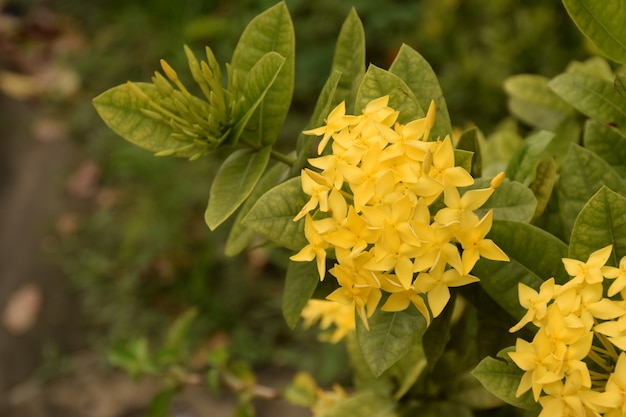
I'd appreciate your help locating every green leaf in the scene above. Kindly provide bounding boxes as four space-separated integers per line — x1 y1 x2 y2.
205 146 272 230
389 44 452 140
159 308 198 364
346 332 395 395
232 52 286 146
565 56 614 81
331 8 366 113
562 0 626 65
472 220 569 320
569 186 626 266
447 371 504 410
528 159 557 221
583 119 626 173
231 2 295 145
355 65 424 124
225 163 288 256
241 177 308 251
356 307 427 377
470 178 537 223
504 74 574 129
149 388 176 417
456 127 482 178
283 260 319 329
549 73 626 137
472 347 540 412
422 293 455 370
93 83 195 158
290 70 342 177
322 391 397 417
556 144 626 239
454 149 473 174
505 130 554 185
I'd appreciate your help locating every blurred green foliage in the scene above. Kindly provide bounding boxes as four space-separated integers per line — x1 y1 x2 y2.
49 0 587 390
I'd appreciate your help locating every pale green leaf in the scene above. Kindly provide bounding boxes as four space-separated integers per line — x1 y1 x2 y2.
504 74 573 129
231 2 295 145
283 260 319 329
241 177 308 251
356 307 427 377
331 8 366 113
205 146 272 230
565 56 615 81
472 347 541 412
549 73 626 137
472 220 569 320
505 130 554 185
562 0 626 65
389 44 451 139
569 186 626 267
528 159 557 221
225 162 288 256
355 65 424 124
93 83 196 158
557 144 626 239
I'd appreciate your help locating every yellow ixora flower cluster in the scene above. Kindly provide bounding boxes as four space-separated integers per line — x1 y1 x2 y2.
290 96 509 338
509 245 626 417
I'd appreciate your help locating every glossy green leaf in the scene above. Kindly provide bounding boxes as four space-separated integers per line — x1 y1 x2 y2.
231 2 295 145
93 83 195 158
557 144 626 239
569 186 626 267
456 127 482 178
355 65 424 124
504 74 573 129
470 178 537 223
331 8 366 113
562 0 626 65
389 44 452 139
290 70 342 177
472 220 569 320
505 130 554 185
241 177 308 251
205 146 272 230
283 260 319 329
232 52 286 146
225 163 288 256
549 73 626 137
472 347 540 412
322 391 397 417
356 307 427 377
583 119 626 173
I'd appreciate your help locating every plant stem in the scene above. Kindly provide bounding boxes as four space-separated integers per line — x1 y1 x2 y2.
240 137 296 166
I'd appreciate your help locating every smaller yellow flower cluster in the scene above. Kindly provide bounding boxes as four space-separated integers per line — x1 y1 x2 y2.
291 96 508 335
509 245 626 417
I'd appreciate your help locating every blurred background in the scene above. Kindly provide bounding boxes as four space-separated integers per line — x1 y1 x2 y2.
0 0 586 416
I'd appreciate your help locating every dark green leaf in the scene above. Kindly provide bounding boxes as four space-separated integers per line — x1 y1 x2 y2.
149 388 176 417
472 347 540 412
470 178 537 223
583 119 626 173
528 159 557 221
356 307 427 377
355 65 424 124
331 8 366 113
389 44 452 139
241 177 308 251
283 260 320 329
569 186 626 266
556 144 626 239
472 220 569 320
205 146 272 230
422 293 455 370
454 149 473 174
456 127 482 178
